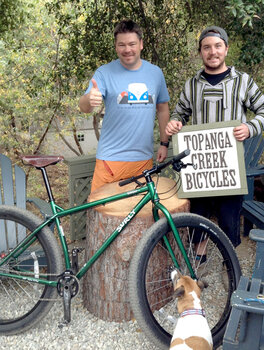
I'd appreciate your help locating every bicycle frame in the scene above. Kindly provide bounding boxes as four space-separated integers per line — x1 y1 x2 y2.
0 177 196 286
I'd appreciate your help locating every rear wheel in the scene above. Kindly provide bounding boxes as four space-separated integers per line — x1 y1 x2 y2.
0 206 63 335
129 213 241 349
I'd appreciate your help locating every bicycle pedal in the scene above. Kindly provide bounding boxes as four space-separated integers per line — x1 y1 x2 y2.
71 248 84 274
71 247 85 256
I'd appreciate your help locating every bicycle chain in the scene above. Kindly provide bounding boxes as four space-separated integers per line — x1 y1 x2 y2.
0 267 65 302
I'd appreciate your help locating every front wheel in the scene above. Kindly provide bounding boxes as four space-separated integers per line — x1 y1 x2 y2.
0 206 63 335
129 213 241 349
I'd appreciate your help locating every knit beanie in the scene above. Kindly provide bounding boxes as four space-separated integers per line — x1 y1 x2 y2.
199 26 228 48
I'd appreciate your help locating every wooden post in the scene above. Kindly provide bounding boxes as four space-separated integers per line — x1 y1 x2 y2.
83 177 190 321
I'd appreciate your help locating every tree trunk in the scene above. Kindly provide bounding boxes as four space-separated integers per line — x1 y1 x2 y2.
83 177 190 321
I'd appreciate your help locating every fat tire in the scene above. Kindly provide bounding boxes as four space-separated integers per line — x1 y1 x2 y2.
0 205 63 335
129 213 241 350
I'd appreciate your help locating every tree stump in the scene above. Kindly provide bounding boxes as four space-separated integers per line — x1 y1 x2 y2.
83 176 190 321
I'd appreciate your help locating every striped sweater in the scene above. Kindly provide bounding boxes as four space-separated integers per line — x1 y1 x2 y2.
172 66 264 137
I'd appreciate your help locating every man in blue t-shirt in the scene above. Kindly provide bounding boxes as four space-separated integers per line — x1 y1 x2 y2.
79 20 170 192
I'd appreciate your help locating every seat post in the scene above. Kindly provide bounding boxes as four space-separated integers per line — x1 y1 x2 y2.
39 167 55 202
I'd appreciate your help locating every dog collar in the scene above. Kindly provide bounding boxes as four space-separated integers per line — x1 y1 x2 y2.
180 309 206 318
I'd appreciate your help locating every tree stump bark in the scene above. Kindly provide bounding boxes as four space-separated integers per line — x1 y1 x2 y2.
83 177 190 321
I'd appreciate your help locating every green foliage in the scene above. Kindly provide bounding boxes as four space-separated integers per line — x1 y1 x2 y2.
226 0 264 27
0 0 28 36
222 0 264 89
0 0 87 157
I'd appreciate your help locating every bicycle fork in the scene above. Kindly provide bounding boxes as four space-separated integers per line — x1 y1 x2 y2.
153 202 196 279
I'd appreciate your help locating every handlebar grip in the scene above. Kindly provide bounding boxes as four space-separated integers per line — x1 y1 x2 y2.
119 178 133 187
119 173 144 187
173 149 190 161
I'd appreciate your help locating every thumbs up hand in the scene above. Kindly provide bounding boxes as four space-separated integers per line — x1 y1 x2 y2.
89 79 103 107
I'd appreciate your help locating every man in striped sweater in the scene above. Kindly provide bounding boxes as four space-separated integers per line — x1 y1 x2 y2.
166 26 264 249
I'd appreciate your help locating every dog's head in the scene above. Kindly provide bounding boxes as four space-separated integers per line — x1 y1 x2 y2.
171 269 208 299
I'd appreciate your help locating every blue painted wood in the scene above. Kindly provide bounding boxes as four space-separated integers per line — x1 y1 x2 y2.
244 136 264 200
223 276 249 349
242 135 264 235
0 154 53 251
1 155 15 206
223 229 264 350
250 229 264 280
223 276 264 349
15 165 26 208
244 135 264 170
242 201 264 230
0 155 16 249
15 165 26 243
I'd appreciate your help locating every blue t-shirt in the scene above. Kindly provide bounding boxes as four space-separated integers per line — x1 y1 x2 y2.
86 59 170 161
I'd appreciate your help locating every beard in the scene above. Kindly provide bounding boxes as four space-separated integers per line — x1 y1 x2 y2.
203 57 226 73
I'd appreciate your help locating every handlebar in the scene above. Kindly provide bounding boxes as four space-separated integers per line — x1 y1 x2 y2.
119 149 191 187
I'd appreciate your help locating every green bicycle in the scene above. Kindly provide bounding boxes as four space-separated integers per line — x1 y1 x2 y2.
0 149 241 349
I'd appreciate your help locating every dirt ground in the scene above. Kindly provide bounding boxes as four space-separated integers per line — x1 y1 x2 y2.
236 233 256 276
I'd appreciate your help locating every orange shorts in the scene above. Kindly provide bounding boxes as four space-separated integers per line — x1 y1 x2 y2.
91 159 153 193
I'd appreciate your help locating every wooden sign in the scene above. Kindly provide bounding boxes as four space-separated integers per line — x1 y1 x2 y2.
172 121 248 198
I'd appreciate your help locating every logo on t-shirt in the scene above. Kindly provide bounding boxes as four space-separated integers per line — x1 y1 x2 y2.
117 83 154 105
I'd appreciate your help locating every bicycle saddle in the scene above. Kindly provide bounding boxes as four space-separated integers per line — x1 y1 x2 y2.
21 155 64 168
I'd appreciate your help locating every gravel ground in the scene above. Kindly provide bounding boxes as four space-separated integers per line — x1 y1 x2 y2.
0 297 157 350
0 234 256 350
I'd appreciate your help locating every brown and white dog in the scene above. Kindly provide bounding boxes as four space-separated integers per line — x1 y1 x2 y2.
169 270 213 350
